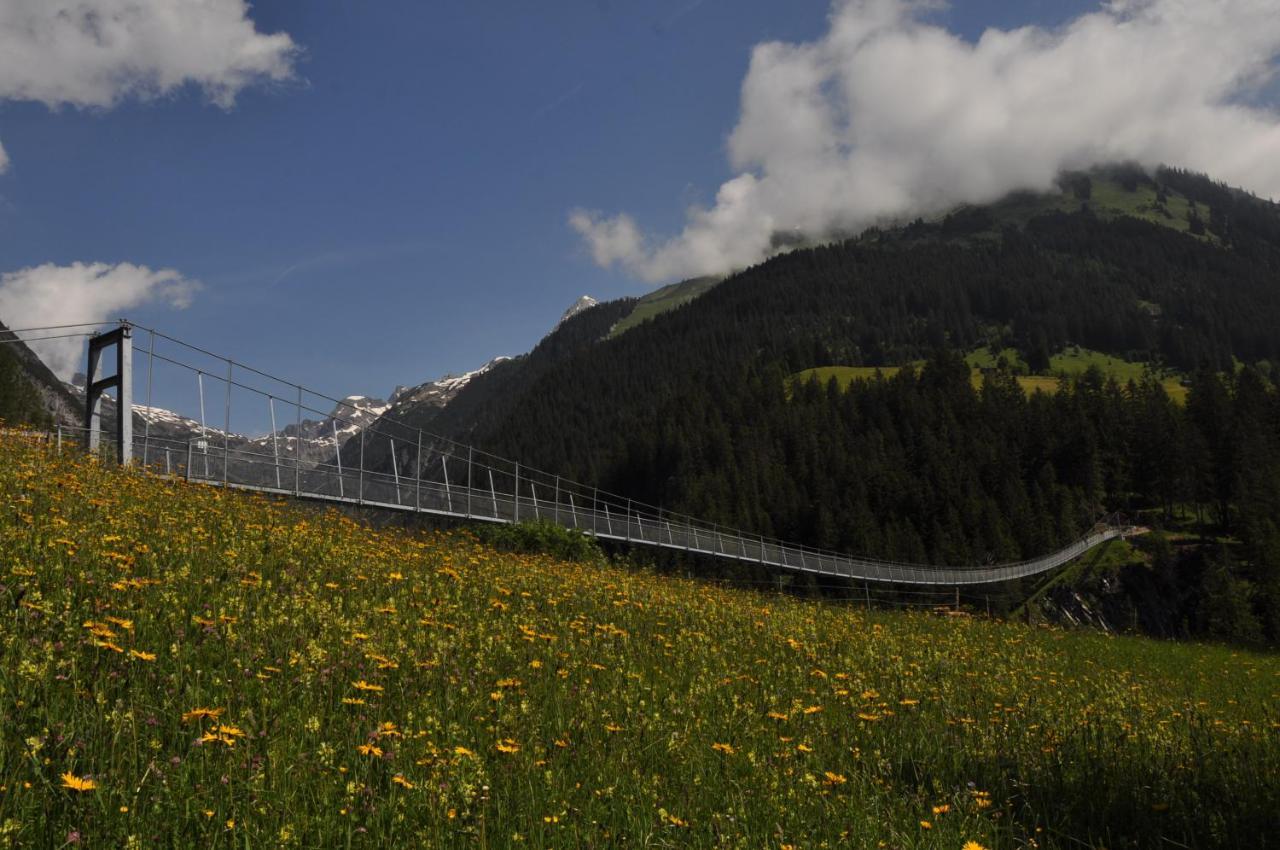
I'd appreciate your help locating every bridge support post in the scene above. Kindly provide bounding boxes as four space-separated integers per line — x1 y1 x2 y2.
389 438 400 505
442 455 453 513
269 397 282 490
294 386 302 497
415 433 422 512
332 420 344 499
84 322 132 465
358 430 365 504
223 361 232 487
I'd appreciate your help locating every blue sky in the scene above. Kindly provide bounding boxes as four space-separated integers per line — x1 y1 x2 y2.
1 0 1268 415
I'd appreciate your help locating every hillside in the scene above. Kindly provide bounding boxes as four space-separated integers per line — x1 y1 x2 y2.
345 167 1280 644
0 319 80 427
1 432 1275 848
790 346 1190 403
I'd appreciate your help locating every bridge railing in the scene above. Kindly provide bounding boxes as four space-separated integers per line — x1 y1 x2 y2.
55 321 1125 587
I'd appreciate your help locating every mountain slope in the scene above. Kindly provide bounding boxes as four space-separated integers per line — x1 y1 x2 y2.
352 168 1280 642
0 319 80 427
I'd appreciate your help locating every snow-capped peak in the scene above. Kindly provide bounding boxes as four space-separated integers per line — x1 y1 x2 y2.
555 295 598 330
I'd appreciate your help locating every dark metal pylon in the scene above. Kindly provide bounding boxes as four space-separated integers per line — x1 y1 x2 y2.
85 322 132 465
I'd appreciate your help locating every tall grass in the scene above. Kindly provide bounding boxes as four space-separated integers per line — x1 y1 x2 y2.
0 432 1275 848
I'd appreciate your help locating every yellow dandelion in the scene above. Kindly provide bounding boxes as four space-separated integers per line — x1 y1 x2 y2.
129 649 157 662
962 842 989 850
391 774 414 789
766 711 789 721
356 743 384 758
181 707 225 723
495 739 520 754
711 742 735 754
60 772 97 792
803 705 823 715
352 680 383 692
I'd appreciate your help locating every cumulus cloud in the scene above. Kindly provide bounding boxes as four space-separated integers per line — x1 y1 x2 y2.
0 0 298 110
0 262 200 378
0 0 298 171
574 0 1280 282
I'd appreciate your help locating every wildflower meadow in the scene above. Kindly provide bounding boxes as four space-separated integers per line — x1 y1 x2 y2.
0 431 1275 848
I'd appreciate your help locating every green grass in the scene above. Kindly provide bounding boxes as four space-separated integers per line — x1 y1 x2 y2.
790 365 905 392
790 348 1187 402
609 276 722 338
2 433 1277 848
978 176 1218 243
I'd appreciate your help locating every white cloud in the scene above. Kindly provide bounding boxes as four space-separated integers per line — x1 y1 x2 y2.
0 139 8 174
0 262 200 378
0 0 298 171
575 0 1280 282
0 0 298 109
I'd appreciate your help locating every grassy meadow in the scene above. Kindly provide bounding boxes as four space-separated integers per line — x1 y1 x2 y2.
792 347 1190 403
0 432 1276 848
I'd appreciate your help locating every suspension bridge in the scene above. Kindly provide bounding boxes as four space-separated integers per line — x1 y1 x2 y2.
9 320 1137 587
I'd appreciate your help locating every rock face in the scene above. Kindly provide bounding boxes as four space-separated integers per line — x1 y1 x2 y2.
554 296 598 331
384 358 510 415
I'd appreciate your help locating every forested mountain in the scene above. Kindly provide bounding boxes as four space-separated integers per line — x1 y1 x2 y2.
361 167 1280 642
0 319 79 427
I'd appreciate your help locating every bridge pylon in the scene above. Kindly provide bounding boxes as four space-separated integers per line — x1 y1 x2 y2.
84 321 133 465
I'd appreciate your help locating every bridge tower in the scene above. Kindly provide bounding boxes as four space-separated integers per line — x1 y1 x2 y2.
84 321 132 465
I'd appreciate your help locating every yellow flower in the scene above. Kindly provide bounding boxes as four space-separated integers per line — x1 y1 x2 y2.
453 746 475 758
920 820 932 829
823 771 847 785
796 743 813 753
962 843 989 850
857 712 881 722
391 774 414 789
495 739 520 754
356 743 384 758
60 772 97 792
181 707 224 723
711 742 735 754
352 680 383 692
766 711 789 721
129 650 157 662
932 803 951 815
802 705 823 715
